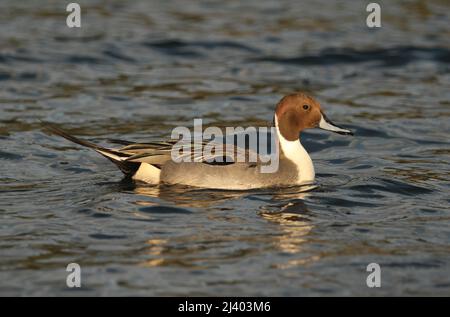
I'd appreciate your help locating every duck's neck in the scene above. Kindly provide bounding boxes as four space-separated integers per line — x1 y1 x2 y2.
275 118 315 184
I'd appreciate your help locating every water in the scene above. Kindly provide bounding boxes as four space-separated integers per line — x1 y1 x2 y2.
1 0 449 296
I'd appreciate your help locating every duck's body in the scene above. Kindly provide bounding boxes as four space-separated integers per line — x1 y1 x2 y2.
46 93 352 190
158 155 309 190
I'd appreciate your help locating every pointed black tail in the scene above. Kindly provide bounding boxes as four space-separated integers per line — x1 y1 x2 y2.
43 123 140 176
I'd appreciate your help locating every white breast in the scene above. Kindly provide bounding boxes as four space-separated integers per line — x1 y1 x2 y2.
275 118 315 184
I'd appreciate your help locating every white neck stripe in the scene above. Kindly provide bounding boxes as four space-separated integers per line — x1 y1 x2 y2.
274 116 315 184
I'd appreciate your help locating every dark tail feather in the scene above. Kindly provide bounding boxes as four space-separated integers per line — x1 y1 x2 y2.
43 123 140 176
44 123 108 152
107 138 135 146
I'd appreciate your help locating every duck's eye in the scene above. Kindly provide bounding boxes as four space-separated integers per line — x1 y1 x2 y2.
303 104 310 110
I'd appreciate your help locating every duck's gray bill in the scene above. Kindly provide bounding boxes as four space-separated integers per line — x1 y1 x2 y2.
319 113 353 136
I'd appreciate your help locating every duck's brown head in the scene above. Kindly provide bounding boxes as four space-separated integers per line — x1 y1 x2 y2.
274 93 353 141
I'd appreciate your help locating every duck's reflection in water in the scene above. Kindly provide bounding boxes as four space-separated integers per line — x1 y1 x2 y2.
260 191 320 268
131 183 317 208
132 184 249 209
129 183 320 268
141 238 167 268
132 184 250 268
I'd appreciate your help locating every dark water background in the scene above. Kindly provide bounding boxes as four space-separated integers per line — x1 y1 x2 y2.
0 0 449 296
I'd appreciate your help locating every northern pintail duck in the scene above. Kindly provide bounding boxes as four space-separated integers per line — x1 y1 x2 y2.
46 93 352 190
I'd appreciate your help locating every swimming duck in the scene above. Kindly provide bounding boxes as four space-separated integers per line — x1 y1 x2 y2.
46 93 352 190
